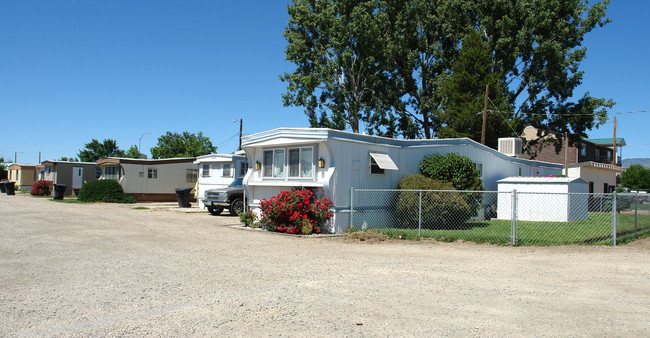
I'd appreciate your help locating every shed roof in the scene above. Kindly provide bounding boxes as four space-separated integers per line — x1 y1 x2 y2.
497 176 587 184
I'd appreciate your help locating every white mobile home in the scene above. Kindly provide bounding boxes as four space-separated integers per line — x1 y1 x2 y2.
97 157 197 202
241 128 563 233
194 153 247 208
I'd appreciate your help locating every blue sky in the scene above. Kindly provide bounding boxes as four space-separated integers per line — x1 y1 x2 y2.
1 0 648 164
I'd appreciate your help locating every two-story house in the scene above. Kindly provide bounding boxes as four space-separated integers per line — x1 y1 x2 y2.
521 126 626 193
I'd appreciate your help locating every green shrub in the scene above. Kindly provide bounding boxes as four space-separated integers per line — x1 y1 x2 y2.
395 175 473 229
77 180 136 203
30 180 53 196
419 153 483 191
238 210 256 226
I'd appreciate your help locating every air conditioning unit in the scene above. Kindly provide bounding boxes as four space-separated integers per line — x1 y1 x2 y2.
498 137 522 157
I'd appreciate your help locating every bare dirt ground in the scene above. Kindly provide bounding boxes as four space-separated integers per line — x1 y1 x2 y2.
1 193 648 337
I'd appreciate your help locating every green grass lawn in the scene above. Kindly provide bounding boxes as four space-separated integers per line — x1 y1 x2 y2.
364 212 650 246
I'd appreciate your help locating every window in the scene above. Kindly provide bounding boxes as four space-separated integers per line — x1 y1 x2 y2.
607 150 612 162
46 168 51 174
369 153 398 175
263 149 285 178
147 169 157 179
518 167 523 176
579 143 586 157
186 169 198 183
240 162 247 177
223 164 232 178
104 166 120 179
289 147 313 178
202 164 210 177
474 163 483 176
595 148 600 161
95 168 102 179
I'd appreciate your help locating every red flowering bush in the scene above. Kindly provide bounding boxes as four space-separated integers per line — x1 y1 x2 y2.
259 189 333 235
31 180 53 196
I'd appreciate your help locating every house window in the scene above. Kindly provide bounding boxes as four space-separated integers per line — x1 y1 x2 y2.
474 163 483 176
580 143 586 157
147 169 157 179
289 147 313 178
607 150 611 162
104 166 120 179
595 148 600 161
186 169 198 183
369 152 398 175
518 167 523 176
263 149 285 178
202 164 210 177
46 168 51 174
240 162 247 177
223 164 232 178
95 168 102 179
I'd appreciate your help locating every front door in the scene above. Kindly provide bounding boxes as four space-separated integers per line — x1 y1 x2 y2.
72 167 84 189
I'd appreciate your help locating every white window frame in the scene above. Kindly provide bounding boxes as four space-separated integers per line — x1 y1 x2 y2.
263 148 286 178
288 146 314 179
223 164 232 178
104 166 120 180
202 164 210 177
474 162 483 176
147 168 158 179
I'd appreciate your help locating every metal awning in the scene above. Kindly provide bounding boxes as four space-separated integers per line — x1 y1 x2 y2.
369 152 398 170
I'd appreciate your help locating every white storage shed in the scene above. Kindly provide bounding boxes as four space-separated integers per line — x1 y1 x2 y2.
497 177 589 222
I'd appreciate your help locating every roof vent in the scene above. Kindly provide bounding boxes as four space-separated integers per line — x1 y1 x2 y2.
498 138 522 157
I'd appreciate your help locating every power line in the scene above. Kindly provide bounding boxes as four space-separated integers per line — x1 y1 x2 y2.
513 110 650 117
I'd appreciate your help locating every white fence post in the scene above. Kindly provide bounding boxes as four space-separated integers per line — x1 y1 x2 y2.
418 190 422 237
612 192 617 246
511 189 518 245
350 187 354 230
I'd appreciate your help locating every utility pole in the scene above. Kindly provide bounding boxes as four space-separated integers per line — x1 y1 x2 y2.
613 116 617 165
481 84 489 145
239 119 243 151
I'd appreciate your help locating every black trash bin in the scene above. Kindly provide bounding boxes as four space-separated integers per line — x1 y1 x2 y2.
0 182 6 193
175 187 192 208
53 184 67 200
5 181 16 195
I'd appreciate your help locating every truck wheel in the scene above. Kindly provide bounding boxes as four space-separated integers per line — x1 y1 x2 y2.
207 206 223 216
229 198 244 216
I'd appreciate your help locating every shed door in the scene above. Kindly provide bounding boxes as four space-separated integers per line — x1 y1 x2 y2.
72 167 84 189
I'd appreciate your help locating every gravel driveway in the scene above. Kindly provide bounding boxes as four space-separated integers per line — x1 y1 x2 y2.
1 193 648 336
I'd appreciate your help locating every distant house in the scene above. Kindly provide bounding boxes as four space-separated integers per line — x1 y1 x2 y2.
7 164 37 189
37 161 101 196
193 153 247 209
96 157 197 202
521 126 626 193
241 128 563 233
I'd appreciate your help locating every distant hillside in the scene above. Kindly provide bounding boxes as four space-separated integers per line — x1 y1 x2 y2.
622 158 650 168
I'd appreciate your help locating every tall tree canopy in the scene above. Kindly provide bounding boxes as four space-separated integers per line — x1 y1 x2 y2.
125 145 146 159
282 0 613 155
77 139 125 162
281 0 392 133
621 165 650 192
150 131 216 159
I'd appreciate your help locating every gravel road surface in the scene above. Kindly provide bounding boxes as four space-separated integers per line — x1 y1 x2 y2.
1 193 648 336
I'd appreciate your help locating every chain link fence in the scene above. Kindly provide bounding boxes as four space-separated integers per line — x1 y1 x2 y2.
350 189 650 246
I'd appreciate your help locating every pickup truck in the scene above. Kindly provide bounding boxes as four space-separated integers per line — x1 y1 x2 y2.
202 178 245 216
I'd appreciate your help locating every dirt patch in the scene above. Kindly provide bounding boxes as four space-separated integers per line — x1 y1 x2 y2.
1 194 648 336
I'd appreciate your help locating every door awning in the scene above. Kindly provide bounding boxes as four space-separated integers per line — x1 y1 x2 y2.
369 153 398 170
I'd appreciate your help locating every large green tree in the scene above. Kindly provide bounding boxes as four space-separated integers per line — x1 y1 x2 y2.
77 139 125 162
621 165 650 192
437 29 513 149
125 145 146 159
282 0 614 152
150 131 215 159
281 0 392 133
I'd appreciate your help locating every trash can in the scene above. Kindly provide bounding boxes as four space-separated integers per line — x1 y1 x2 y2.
0 182 6 193
53 184 67 200
175 187 192 208
5 181 16 195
